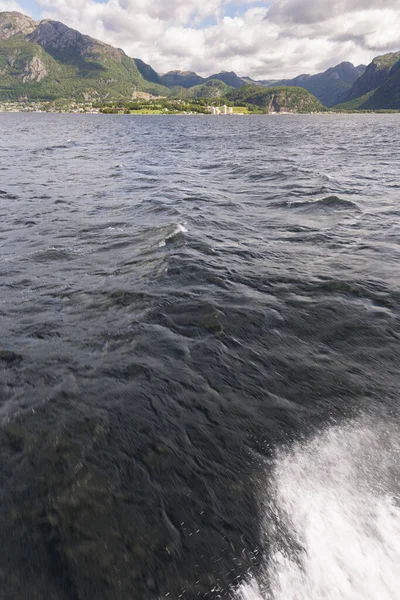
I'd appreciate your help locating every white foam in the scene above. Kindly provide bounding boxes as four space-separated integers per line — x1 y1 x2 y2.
158 223 188 247
174 223 188 234
236 417 400 600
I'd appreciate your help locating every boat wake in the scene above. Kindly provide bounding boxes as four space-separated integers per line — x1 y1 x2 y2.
237 416 400 600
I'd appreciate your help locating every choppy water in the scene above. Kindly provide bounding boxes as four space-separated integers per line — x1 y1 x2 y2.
0 113 399 600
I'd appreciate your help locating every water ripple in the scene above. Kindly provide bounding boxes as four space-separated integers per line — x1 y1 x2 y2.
0 113 399 599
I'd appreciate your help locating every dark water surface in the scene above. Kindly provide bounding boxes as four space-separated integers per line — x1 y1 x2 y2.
0 114 399 599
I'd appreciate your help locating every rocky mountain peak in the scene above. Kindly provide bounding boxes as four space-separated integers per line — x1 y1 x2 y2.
28 18 124 63
29 19 91 53
0 11 37 40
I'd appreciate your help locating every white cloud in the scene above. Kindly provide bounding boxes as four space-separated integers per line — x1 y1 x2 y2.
0 0 25 11
267 0 400 24
27 0 400 78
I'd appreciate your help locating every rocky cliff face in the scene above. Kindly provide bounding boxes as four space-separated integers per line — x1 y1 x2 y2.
0 11 37 40
347 52 400 100
28 19 124 63
261 88 323 113
22 55 47 82
29 20 90 53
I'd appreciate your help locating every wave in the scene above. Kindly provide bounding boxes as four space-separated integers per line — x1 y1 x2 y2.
236 416 400 600
158 223 188 247
31 141 79 155
29 247 80 262
0 190 18 200
286 196 360 211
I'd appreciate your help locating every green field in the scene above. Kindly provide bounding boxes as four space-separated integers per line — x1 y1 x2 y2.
231 106 249 114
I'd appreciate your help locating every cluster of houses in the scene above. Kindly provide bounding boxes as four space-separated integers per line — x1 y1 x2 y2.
206 105 234 115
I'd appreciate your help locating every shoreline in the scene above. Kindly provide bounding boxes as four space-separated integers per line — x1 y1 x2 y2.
0 101 399 116
0 109 398 115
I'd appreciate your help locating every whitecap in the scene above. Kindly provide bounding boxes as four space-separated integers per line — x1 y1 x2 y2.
236 416 400 600
158 223 188 247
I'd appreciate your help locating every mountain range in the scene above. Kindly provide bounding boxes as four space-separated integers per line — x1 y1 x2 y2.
275 62 366 107
336 51 400 110
0 11 399 110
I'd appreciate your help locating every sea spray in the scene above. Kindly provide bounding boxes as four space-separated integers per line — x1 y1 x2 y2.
237 417 400 600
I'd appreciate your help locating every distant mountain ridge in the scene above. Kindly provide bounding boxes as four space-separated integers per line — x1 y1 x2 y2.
276 62 367 107
0 11 399 110
157 63 367 106
157 70 246 89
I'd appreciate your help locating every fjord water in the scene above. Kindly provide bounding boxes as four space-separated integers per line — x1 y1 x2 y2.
0 114 399 600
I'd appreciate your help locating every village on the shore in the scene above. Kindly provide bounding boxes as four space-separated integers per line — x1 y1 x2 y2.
0 99 245 115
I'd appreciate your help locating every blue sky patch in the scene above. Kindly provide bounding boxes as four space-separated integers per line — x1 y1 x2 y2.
189 1 269 29
20 0 270 26
225 1 270 18
19 0 41 19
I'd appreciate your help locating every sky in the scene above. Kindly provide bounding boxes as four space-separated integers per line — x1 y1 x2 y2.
1 0 400 78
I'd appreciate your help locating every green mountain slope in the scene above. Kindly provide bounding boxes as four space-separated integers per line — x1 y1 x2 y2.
169 79 233 100
346 52 400 101
133 58 161 85
159 70 204 88
333 91 375 111
362 65 400 109
334 52 400 110
0 11 167 100
226 85 324 113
